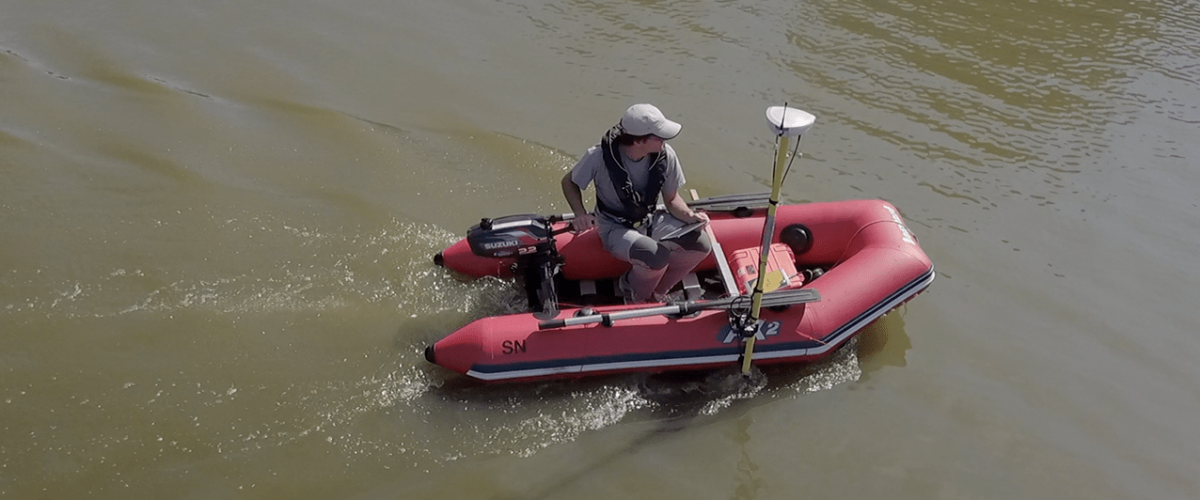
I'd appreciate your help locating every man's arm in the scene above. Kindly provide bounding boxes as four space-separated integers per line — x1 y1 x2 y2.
663 190 709 225
561 173 596 232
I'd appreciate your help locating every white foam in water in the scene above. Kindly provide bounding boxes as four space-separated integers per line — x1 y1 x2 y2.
115 337 863 466
495 385 649 458
779 338 863 396
6 218 471 319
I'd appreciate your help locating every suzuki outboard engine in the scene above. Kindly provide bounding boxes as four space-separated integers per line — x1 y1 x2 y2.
466 215 562 316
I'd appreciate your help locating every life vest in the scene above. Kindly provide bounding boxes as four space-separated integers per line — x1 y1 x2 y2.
596 128 667 227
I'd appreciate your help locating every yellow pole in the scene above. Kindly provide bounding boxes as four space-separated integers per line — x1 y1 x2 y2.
741 133 791 374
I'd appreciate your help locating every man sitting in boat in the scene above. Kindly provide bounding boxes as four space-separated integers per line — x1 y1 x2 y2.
560 103 712 303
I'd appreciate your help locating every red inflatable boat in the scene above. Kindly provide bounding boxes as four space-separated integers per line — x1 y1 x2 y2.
427 193 934 383
426 106 933 383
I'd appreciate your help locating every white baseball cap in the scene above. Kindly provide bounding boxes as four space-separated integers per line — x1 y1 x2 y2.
620 103 682 139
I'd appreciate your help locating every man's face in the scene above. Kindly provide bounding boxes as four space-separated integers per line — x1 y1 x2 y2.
640 135 665 152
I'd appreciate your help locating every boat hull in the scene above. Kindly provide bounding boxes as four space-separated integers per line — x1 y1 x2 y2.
429 198 934 383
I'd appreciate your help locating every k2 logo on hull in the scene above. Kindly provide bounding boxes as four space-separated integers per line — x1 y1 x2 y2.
717 321 782 344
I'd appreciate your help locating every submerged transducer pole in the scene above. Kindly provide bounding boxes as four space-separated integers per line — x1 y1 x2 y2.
739 105 816 374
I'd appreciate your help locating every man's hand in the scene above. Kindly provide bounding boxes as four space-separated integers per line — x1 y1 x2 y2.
571 213 596 233
664 190 708 226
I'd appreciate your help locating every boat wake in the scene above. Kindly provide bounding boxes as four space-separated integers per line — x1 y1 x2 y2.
393 338 864 462
635 337 863 418
2 217 468 320
2 212 867 469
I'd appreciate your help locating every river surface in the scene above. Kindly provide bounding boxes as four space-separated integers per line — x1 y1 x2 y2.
3 0 1199 498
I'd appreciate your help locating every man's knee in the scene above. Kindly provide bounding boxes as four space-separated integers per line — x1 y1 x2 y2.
675 229 713 254
629 243 671 270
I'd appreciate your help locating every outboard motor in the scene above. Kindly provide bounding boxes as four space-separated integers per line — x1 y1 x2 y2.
466 215 562 316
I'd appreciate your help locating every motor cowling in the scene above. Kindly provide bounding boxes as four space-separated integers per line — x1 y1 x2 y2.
464 214 561 316
466 215 553 258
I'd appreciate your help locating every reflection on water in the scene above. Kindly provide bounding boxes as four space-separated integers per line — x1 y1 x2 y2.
731 415 764 500
855 308 912 381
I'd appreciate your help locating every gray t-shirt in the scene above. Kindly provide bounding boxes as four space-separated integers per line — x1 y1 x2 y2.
569 143 685 224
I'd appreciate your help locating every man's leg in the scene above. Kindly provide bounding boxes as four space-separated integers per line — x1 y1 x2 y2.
602 225 670 302
625 236 671 301
653 229 712 297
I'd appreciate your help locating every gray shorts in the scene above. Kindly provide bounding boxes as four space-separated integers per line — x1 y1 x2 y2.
598 210 705 269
